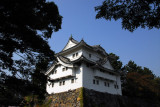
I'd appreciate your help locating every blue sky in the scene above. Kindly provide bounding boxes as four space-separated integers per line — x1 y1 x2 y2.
48 0 160 76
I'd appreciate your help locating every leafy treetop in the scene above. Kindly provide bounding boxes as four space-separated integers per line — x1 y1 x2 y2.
0 0 62 75
95 0 160 32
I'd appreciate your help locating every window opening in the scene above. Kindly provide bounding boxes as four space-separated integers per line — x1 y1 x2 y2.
93 79 95 84
72 54 75 58
62 68 65 71
71 79 74 83
59 82 62 86
52 82 54 87
76 53 78 56
63 81 65 85
108 83 110 87
104 82 107 86
96 80 99 85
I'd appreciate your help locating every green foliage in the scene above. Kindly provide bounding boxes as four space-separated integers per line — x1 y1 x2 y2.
0 0 62 106
122 61 160 100
0 0 62 74
0 75 33 106
95 0 160 32
31 59 48 100
108 53 122 72
106 53 160 100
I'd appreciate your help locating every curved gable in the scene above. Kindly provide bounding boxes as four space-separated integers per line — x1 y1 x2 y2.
62 37 79 51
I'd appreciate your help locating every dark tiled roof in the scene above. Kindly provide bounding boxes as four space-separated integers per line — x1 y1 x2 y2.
71 55 96 64
70 36 79 44
96 57 108 65
92 45 105 51
91 64 118 75
57 55 115 72
57 55 95 65
58 56 71 64
57 37 107 57
92 45 100 48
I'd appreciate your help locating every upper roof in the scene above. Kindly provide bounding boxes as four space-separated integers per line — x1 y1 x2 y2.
56 36 108 56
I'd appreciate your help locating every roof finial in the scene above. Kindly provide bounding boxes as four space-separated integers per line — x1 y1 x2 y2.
69 34 73 40
81 38 84 42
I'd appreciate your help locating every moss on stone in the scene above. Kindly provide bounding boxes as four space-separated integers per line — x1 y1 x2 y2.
79 87 84 107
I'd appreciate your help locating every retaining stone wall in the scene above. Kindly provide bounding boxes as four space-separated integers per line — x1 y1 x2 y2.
44 88 82 107
44 87 159 107
83 88 159 107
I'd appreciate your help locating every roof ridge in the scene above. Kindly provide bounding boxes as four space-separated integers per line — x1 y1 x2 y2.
69 36 79 44
58 55 71 64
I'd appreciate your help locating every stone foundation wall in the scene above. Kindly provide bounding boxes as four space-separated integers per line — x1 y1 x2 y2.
44 88 83 107
44 87 159 107
83 88 159 107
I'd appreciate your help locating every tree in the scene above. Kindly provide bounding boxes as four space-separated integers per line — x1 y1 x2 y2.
31 58 49 100
0 0 62 105
123 60 160 100
108 53 122 72
0 73 33 106
95 0 160 32
107 53 128 84
0 0 62 75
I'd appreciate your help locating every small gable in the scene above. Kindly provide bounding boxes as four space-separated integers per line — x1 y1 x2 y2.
63 40 77 51
62 37 79 51
102 60 114 70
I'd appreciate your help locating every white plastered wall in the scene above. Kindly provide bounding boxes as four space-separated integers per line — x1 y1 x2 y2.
64 49 82 61
82 62 122 95
82 49 102 62
82 49 114 70
63 40 77 51
46 65 83 94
